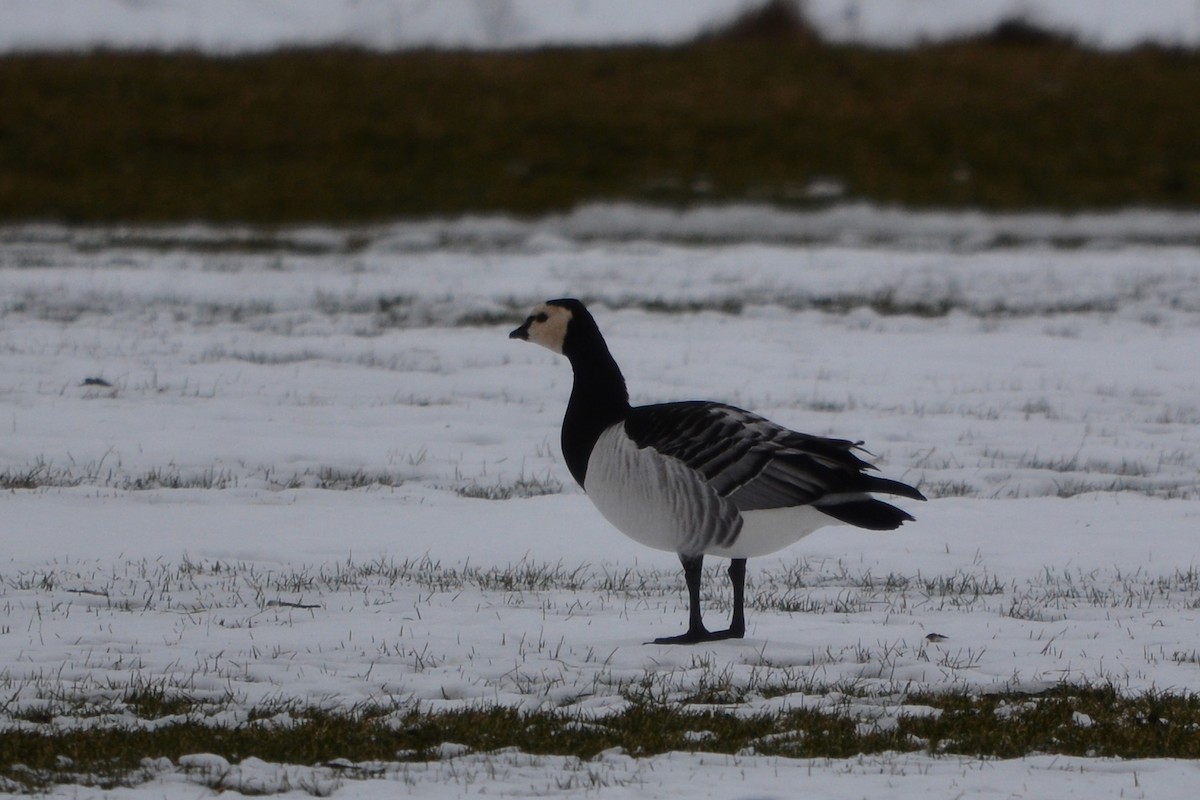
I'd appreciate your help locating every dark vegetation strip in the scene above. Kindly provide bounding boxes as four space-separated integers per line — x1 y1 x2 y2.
1 9 1198 223
4 687 1200 790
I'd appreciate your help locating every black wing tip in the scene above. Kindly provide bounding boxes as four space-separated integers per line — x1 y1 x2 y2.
817 498 918 531
867 475 927 502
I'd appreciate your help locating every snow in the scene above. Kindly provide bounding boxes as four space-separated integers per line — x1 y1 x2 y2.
2 0 1199 53
17 750 1200 799
3 205 1200 796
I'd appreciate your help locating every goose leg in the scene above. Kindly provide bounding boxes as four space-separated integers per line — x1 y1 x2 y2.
653 554 747 645
653 554 707 644
727 558 747 638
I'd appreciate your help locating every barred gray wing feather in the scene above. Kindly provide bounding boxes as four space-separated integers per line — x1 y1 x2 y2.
624 402 923 513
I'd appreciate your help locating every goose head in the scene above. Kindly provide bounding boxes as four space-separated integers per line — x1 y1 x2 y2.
509 299 584 355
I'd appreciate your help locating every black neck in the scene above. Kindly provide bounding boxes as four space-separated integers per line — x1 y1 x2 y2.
561 336 630 487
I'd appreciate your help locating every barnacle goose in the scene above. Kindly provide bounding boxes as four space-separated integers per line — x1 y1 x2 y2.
510 299 925 644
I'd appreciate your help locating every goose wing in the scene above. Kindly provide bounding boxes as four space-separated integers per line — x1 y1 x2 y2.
623 401 925 513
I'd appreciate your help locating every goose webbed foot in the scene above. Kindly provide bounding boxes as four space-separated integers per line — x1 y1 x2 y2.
651 625 745 646
650 556 747 646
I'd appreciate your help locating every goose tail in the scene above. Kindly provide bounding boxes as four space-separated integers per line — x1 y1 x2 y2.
815 497 916 531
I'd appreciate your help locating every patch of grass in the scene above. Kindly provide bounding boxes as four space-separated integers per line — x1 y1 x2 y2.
4 687 1200 791
807 291 957 318
0 466 46 490
309 467 406 491
907 686 1200 759
0 460 410 492
452 475 563 500
921 479 978 498
120 467 240 491
118 686 206 721
2 31 1199 223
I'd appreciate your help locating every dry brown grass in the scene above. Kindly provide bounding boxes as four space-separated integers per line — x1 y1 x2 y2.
1 35 1197 222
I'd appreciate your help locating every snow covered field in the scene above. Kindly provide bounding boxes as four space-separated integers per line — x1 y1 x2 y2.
2 205 1200 796
3 0 1200 52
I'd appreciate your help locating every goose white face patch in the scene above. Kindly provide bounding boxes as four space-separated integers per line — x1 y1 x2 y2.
520 303 572 354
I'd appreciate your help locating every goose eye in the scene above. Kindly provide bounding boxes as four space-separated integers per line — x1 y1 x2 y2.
534 312 549 323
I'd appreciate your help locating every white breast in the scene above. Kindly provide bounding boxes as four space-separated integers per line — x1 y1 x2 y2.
583 423 839 558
